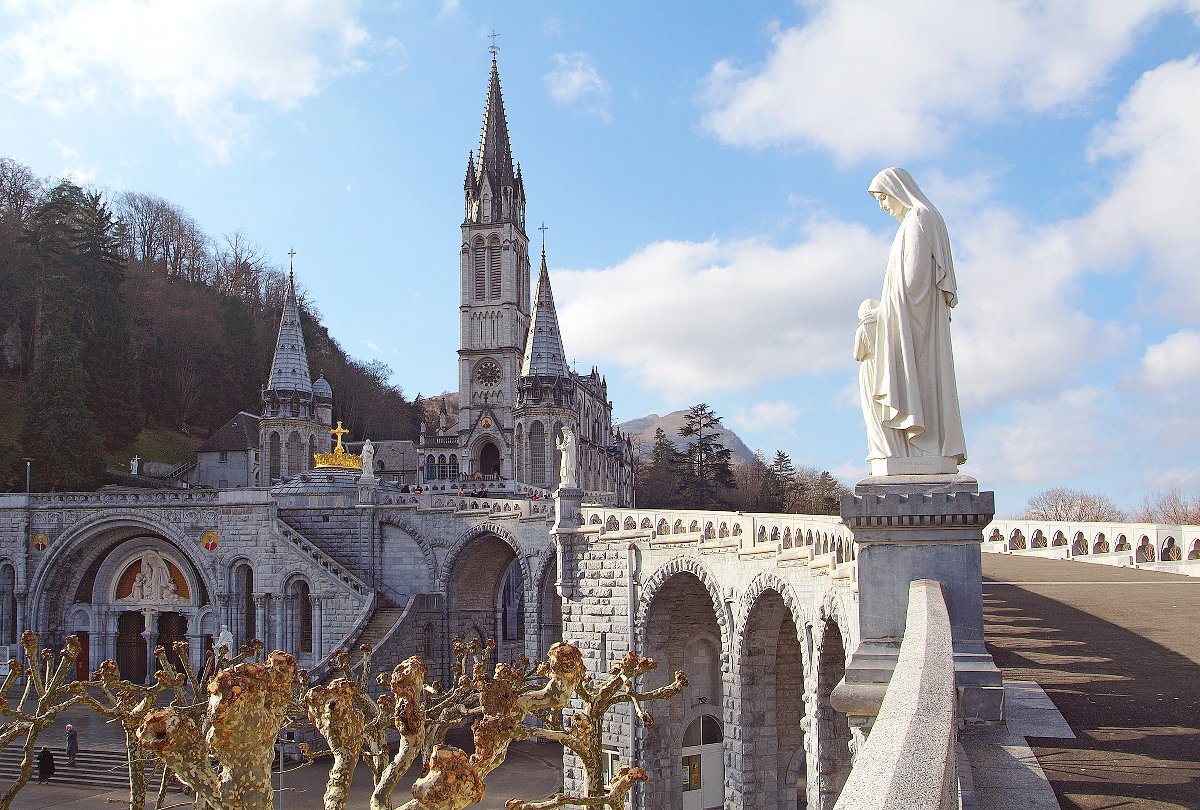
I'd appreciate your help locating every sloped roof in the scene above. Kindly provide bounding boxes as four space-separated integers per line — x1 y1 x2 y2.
521 251 568 378
197 411 260 454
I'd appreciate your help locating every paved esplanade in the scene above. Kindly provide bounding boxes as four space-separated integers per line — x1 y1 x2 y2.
982 554 1200 808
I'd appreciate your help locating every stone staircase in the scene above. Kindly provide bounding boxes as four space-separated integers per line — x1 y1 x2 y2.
0 746 179 792
273 518 372 598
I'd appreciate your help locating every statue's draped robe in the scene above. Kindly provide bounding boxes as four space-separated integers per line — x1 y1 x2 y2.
870 170 967 464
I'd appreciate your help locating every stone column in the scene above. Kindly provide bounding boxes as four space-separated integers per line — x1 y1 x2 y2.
254 594 269 645
311 594 324 662
14 592 25 640
832 475 1003 725
274 595 286 652
145 609 159 681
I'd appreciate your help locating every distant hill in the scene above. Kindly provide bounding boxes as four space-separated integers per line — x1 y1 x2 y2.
618 411 756 464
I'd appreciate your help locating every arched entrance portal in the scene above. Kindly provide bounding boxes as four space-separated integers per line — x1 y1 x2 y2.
817 621 852 809
478 441 501 477
446 532 527 669
32 521 213 685
642 571 724 810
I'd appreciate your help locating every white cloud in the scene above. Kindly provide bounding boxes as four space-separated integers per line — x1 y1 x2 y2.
1080 56 1200 313
554 220 884 399
731 400 803 434
544 51 611 121
0 0 370 160
1138 330 1200 390
970 387 1117 485
698 0 1183 163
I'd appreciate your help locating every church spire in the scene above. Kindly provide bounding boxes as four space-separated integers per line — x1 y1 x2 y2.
266 266 313 394
466 51 525 227
521 241 568 378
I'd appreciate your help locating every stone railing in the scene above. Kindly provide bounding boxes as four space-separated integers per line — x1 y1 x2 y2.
833 579 957 810
576 505 853 567
28 489 221 506
983 518 1200 574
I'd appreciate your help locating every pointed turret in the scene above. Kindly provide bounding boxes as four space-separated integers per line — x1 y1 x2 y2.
465 56 525 227
521 248 568 377
267 273 313 394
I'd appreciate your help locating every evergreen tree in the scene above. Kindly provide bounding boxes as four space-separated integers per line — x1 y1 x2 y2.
761 450 795 512
19 289 104 491
636 428 682 508
676 403 735 508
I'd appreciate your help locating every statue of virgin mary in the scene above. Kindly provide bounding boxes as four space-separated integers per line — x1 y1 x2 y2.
863 167 966 474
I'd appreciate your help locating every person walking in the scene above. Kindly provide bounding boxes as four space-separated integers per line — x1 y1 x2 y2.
36 746 54 783
65 724 78 767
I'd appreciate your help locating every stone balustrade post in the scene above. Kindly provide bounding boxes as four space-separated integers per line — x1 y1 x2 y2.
551 485 583 599
832 474 1003 727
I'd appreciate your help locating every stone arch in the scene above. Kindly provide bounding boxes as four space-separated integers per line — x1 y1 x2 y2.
736 582 811 810
441 523 531 665
1009 529 1026 550
1051 530 1067 547
28 511 216 640
637 558 730 810
535 554 562 662
1136 535 1155 563
1115 534 1131 552
1161 536 1181 562
1093 533 1109 554
815 618 852 808
656 519 669 536
641 518 653 530
283 574 313 656
1072 532 1088 555
1031 530 1047 548
1188 539 1200 560
0 561 16 646
606 516 619 531
624 517 636 531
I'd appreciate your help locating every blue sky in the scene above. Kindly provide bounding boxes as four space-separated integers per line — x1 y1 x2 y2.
2 1 1200 516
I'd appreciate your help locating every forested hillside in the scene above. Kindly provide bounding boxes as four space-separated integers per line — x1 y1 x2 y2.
0 157 420 492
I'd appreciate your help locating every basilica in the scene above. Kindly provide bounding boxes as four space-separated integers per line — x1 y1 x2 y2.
197 53 635 507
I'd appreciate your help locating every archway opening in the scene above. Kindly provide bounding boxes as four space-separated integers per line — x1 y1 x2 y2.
741 589 807 810
478 442 501 477
642 571 723 810
537 563 562 661
817 621 851 807
447 534 522 665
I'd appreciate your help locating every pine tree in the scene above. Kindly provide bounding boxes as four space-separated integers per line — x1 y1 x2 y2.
677 403 735 508
19 296 105 491
636 428 681 508
761 450 795 512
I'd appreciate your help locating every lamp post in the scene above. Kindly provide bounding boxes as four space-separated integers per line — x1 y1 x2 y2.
21 458 31 494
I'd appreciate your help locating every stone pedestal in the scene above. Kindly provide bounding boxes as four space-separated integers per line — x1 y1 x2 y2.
551 487 583 599
357 474 379 505
833 474 1003 725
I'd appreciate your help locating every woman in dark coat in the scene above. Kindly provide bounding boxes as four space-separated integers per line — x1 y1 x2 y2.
65 724 78 766
36 746 54 782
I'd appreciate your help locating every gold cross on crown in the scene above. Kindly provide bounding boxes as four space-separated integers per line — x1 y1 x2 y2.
331 421 349 451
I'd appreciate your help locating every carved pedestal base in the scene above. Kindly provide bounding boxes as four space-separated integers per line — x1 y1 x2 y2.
832 474 1004 726
869 456 958 476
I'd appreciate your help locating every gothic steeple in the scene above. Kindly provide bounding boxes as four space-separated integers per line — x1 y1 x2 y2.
466 55 526 227
521 246 568 378
267 269 312 394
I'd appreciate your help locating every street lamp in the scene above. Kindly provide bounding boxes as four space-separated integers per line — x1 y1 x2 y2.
20 458 31 494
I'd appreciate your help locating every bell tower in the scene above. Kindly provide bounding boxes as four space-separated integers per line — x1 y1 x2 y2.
457 48 531 480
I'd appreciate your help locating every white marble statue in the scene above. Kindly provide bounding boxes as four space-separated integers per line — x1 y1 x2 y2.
361 439 375 478
216 624 234 656
556 426 578 489
864 167 967 474
854 298 891 462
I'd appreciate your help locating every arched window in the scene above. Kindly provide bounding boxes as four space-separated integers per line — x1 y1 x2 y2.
269 432 281 482
437 454 448 480
488 237 502 299
529 422 546 487
425 454 437 480
500 563 524 641
515 424 524 482
286 431 302 476
0 564 16 645
473 239 486 300
231 563 255 648
448 455 460 480
287 578 312 654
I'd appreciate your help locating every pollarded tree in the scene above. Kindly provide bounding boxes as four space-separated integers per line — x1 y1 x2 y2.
676 404 736 509
1023 487 1125 522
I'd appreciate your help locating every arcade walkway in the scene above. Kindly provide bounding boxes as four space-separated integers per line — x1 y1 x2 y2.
982 554 1200 809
